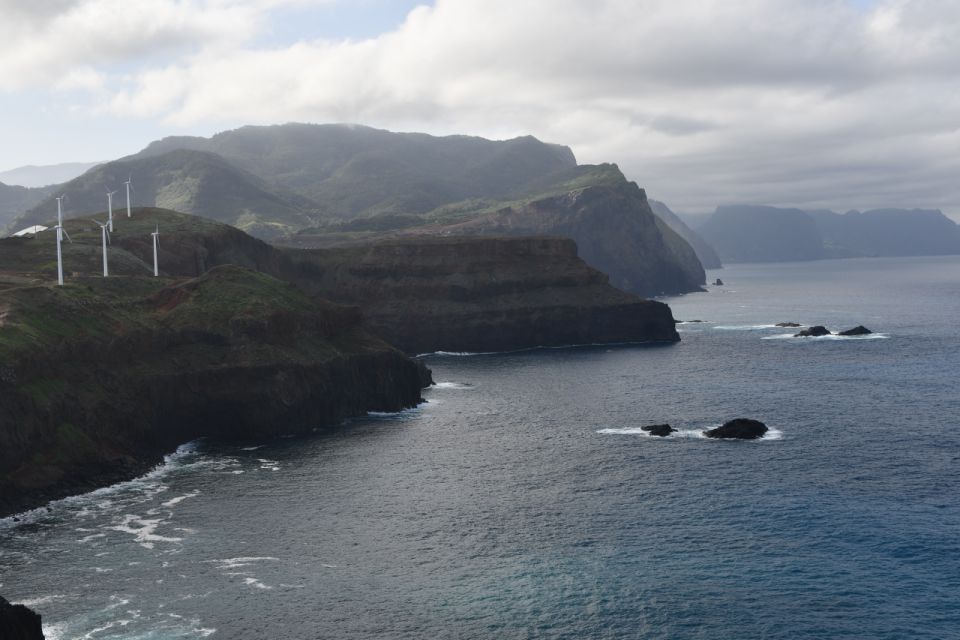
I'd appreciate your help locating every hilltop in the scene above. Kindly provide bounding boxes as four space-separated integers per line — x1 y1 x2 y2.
7 123 707 296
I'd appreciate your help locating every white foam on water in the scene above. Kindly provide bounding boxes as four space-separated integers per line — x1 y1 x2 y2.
161 491 199 508
762 332 889 341
597 427 707 439
713 324 780 331
17 594 67 608
240 445 264 451
108 514 183 549
598 426 784 441
432 381 474 389
209 556 279 570
243 577 273 590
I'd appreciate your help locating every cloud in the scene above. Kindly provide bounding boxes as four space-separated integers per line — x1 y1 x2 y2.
5 0 960 217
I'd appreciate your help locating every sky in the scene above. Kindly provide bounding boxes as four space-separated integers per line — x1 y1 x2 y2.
1 0 959 218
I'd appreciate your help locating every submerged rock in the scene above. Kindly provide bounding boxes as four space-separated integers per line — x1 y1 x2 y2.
775 322 801 327
641 424 675 437
0 596 44 640
704 418 768 440
795 325 831 337
838 325 872 336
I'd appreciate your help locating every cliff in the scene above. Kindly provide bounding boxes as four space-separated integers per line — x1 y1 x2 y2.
649 199 722 269
287 164 707 297
285 236 679 354
0 264 427 517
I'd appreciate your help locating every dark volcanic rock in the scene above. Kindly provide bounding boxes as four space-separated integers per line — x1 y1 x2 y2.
714 278 724 285
838 325 872 336
704 418 769 440
795 325 831 337
775 322 801 327
641 424 675 437
286 236 680 354
0 596 44 640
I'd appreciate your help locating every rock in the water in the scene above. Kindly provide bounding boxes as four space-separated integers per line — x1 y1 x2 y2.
641 423 675 437
838 325 872 336
795 325 831 337
775 322 801 327
0 596 44 640
704 418 768 440
714 278 724 285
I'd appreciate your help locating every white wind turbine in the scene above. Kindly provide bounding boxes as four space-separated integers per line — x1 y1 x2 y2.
54 195 71 286
124 175 134 218
106 189 117 232
151 225 160 277
92 219 111 277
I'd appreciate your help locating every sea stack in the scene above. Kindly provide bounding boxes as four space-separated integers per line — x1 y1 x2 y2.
704 418 769 440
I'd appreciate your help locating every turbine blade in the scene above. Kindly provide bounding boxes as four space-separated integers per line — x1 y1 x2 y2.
62 228 72 243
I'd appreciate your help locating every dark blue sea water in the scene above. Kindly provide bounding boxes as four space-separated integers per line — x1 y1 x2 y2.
2 256 960 639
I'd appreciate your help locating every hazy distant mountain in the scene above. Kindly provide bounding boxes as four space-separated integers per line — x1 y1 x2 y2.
809 208 960 257
649 199 722 268
134 123 578 219
14 149 315 238
698 205 825 263
0 161 100 188
0 182 52 231
697 204 960 263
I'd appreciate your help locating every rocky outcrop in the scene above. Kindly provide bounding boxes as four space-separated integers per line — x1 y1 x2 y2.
704 419 769 440
838 325 872 336
776 322 800 327
641 424 675 437
0 265 428 517
796 326 831 337
286 235 680 354
0 596 44 640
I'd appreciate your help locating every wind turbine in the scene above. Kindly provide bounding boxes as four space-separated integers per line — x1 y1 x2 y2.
54 196 71 286
92 219 111 277
151 225 160 277
124 175 133 218
106 189 117 232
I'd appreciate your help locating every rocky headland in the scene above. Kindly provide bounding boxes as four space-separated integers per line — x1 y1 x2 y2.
0 596 43 640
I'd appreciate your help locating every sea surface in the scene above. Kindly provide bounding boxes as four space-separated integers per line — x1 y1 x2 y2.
2 256 959 639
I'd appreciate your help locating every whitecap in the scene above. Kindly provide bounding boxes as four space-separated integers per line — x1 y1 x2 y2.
161 491 199 508
598 426 784 441
713 324 780 331
763 333 889 341
431 381 474 389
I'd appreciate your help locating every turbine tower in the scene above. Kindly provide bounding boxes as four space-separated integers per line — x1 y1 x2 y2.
106 189 117 232
151 225 160 277
93 219 111 277
124 176 133 218
54 196 71 286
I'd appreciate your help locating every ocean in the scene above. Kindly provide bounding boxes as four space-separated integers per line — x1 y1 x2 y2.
2 255 959 639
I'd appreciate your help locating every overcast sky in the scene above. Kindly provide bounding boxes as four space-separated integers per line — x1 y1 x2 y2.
1 0 958 218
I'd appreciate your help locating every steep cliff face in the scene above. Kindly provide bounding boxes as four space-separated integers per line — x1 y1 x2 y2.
649 199 722 269
287 236 679 354
430 175 706 297
0 266 426 517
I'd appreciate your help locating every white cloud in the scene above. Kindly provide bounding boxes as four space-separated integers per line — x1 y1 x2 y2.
4 0 960 217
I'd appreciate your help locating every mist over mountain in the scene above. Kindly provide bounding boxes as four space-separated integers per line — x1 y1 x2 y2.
698 205 825 263
698 204 960 263
135 123 578 219
7 123 707 296
0 182 52 230
649 199 722 269
0 161 101 188
809 208 960 258
14 149 316 239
